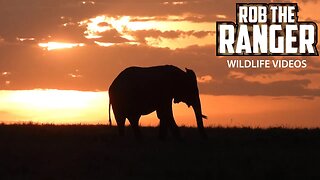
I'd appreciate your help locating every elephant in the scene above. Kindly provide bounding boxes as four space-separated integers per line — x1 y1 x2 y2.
108 65 207 139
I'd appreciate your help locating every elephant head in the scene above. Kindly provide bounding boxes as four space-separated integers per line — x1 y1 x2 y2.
173 68 207 138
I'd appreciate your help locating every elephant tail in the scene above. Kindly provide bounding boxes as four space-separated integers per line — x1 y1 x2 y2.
108 99 112 126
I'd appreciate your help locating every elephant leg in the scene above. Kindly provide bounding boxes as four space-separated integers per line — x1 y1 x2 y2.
159 118 168 140
114 113 126 136
128 115 141 139
156 110 168 140
156 101 181 140
168 116 181 139
166 105 181 139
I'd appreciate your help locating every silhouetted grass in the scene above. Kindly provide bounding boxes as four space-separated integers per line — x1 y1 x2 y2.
0 124 320 179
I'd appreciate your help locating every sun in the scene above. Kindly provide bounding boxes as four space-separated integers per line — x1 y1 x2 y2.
38 42 85 51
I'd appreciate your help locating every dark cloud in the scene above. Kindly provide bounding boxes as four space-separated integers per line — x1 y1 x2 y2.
272 97 288 100
306 56 320 68
298 0 319 2
290 69 320 75
199 78 320 96
132 30 213 43
232 68 284 77
192 31 214 38
47 24 88 43
96 29 131 43
299 96 316 100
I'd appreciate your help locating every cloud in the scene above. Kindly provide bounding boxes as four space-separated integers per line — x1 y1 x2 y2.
132 30 214 43
197 75 213 83
199 77 320 97
95 29 132 43
299 96 315 100
0 42 319 98
290 69 320 75
0 0 279 42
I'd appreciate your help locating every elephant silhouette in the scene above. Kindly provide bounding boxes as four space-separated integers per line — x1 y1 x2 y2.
108 65 207 139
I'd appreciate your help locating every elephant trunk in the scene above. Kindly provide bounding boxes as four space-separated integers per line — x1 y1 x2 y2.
192 96 207 139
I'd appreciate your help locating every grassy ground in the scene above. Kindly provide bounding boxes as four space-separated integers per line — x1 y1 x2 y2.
0 125 320 179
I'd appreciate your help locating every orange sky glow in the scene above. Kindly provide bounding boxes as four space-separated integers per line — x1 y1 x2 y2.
0 0 320 127
0 89 320 128
0 89 319 128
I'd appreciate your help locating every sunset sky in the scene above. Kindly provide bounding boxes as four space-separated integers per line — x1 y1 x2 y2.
0 0 319 127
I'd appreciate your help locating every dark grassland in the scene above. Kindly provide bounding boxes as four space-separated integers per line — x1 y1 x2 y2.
0 125 320 180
